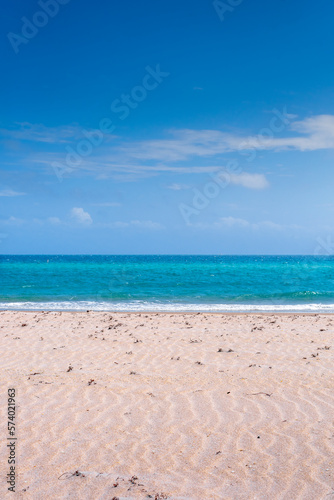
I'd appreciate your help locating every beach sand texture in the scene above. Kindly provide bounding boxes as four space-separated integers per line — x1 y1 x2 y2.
0 311 333 499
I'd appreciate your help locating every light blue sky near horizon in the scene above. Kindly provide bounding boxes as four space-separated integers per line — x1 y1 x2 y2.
1 0 334 254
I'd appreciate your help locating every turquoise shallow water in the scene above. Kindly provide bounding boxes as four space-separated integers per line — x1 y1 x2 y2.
1 255 334 312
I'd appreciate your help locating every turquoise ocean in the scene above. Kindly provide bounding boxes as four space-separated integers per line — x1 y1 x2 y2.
1 255 334 312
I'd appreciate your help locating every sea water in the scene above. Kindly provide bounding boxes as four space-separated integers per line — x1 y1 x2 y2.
1 255 334 312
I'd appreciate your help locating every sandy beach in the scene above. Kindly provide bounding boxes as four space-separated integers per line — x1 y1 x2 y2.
1 311 333 499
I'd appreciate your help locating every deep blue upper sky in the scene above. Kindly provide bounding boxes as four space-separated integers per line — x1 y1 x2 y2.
1 0 334 254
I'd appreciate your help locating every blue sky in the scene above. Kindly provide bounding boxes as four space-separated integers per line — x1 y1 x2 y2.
1 0 334 254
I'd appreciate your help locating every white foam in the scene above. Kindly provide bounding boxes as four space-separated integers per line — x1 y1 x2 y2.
1 301 334 313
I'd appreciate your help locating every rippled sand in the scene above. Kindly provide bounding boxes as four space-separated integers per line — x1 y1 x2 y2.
0 311 333 499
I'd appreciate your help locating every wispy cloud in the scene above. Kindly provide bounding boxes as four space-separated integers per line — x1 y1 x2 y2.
0 189 26 197
48 217 61 225
166 183 190 190
130 220 163 229
30 154 224 178
190 217 305 231
122 115 334 162
0 122 117 145
0 216 24 226
0 122 85 144
104 220 163 230
218 216 250 228
5 114 334 181
229 173 269 189
7 114 334 154
212 218 301 231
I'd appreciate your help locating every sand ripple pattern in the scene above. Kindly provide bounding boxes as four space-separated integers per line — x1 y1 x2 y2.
0 311 334 499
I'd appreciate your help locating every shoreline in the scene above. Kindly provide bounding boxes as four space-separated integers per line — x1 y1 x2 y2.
2 309 334 315
2 304 334 314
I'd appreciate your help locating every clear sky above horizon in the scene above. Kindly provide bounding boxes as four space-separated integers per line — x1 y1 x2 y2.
1 0 334 254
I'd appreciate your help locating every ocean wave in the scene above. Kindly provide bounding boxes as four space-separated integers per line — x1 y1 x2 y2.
1 301 334 313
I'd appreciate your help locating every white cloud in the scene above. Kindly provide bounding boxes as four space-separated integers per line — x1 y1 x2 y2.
256 220 283 230
1 123 85 144
213 218 287 231
9 114 334 182
104 220 163 230
0 122 118 146
122 114 334 162
30 152 226 179
48 217 61 225
166 183 190 190
1 216 24 226
0 189 26 197
218 217 250 227
130 220 163 229
70 207 92 225
123 129 234 161
229 173 269 189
